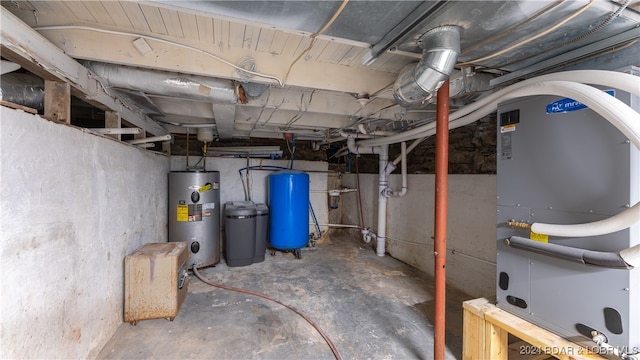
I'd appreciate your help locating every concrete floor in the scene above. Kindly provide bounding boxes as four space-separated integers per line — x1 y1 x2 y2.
98 229 475 359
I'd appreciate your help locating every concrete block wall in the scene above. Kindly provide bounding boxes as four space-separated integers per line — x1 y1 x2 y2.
0 108 170 358
341 173 497 299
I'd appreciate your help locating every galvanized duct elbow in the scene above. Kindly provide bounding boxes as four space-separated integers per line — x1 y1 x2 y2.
393 26 461 107
84 62 238 104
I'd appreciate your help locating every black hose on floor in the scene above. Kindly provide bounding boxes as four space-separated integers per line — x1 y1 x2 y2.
191 265 343 360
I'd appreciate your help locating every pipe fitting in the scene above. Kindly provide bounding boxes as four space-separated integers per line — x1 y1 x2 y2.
393 26 461 107
361 228 374 243
382 187 394 197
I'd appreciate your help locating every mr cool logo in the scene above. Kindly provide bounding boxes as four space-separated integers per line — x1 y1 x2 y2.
546 90 615 114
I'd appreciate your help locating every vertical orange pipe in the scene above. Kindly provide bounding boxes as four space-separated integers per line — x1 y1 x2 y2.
434 79 450 360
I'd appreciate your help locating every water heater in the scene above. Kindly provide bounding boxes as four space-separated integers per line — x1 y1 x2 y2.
168 171 221 268
496 72 639 357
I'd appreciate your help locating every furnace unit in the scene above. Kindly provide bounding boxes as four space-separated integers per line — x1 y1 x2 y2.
496 72 639 356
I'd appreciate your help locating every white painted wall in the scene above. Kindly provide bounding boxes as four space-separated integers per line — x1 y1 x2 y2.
0 108 170 359
342 173 497 299
170 157 329 235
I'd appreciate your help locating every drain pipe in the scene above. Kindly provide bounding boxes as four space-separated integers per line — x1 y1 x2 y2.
346 136 388 256
434 79 450 360
384 142 408 198
376 144 390 256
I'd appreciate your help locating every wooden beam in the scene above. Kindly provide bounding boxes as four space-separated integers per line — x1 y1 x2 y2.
463 298 494 360
0 100 38 114
104 111 121 140
32 27 398 96
44 80 71 124
463 298 606 360
485 321 508 360
0 9 168 136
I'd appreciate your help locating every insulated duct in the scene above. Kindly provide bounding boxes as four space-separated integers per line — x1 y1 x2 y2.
84 62 238 104
393 26 461 107
0 73 44 112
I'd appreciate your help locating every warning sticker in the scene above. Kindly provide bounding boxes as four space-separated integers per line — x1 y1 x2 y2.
188 204 203 222
177 205 188 222
530 231 548 243
203 203 216 210
500 124 516 133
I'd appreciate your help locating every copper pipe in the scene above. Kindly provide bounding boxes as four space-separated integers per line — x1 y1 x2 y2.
434 79 450 360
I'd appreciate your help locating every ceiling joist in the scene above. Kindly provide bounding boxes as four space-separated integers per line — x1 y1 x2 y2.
0 9 168 136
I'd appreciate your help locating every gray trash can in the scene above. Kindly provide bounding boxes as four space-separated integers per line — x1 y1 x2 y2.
224 201 256 267
254 203 269 263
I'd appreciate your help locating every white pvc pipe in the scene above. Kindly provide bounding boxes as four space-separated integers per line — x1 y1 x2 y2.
399 142 407 196
393 137 425 166
386 142 407 197
377 144 389 256
346 136 381 155
126 134 172 144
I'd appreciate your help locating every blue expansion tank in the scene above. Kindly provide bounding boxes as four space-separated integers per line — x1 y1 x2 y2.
268 171 309 250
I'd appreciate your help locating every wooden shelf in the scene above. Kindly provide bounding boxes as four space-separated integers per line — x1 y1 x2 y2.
462 298 606 360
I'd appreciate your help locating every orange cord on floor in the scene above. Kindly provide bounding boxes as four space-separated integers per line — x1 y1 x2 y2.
192 265 342 360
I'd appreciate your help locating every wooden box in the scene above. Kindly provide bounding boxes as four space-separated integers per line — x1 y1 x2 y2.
124 242 189 325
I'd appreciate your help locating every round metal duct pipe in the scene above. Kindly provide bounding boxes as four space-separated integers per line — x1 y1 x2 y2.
84 61 238 104
393 26 461 107
0 73 44 112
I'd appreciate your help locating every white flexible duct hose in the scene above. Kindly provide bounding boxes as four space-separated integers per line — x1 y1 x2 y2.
357 70 640 147
459 81 640 238
620 244 640 267
361 80 640 238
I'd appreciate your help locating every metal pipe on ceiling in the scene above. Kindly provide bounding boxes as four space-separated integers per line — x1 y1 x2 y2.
0 73 44 112
393 26 460 107
84 62 238 104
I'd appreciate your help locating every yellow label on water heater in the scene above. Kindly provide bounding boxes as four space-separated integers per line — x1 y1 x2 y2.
177 205 188 222
530 231 548 243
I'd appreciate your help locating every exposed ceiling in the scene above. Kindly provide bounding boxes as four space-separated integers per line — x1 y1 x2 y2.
1 0 639 143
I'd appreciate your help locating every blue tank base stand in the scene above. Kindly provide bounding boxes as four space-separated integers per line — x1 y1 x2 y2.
267 246 303 259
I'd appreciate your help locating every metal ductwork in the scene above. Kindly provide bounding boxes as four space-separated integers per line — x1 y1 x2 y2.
0 73 44 112
84 62 242 139
436 68 495 106
85 62 238 104
393 25 461 107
